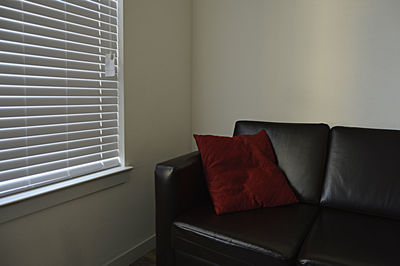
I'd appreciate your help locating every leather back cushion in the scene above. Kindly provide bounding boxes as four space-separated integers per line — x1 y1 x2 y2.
234 121 330 204
321 126 400 219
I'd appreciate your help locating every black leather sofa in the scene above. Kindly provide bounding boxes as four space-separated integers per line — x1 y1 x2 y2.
155 121 400 266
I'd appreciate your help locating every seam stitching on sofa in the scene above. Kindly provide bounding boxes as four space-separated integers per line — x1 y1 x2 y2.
174 222 286 260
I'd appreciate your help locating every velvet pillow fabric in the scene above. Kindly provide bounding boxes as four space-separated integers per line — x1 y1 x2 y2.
194 130 298 214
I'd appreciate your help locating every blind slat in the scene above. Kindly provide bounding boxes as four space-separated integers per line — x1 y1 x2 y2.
0 142 119 171
0 112 118 128
0 39 115 62
0 136 118 161
0 4 117 40
0 26 117 53
0 150 119 179
0 87 118 97
0 129 118 150
0 105 118 117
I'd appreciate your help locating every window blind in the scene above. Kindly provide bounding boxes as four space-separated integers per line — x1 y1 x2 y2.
0 0 121 197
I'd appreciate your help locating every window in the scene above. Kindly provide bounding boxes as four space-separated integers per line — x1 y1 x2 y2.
0 0 123 199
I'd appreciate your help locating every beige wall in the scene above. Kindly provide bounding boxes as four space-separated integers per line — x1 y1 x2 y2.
0 1 192 265
192 0 400 136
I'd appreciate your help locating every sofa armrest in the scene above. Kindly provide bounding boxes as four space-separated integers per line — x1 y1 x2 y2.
155 151 209 266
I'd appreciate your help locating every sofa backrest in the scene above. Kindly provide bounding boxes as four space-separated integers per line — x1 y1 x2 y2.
234 121 330 204
321 126 400 219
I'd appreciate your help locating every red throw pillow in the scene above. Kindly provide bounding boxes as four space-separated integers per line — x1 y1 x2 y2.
194 130 298 214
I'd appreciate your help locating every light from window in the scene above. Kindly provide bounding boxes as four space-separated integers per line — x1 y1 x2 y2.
0 0 121 197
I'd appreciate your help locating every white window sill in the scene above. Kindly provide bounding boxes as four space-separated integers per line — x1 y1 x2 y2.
0 166 133 224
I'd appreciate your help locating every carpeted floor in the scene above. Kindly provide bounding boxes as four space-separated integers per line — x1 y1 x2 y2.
130 250 156 266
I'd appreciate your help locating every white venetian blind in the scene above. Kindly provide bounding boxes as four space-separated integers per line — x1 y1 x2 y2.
0 0 121 197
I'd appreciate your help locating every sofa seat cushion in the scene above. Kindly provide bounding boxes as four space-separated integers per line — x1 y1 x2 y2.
172 203 319 266
298 208 400 266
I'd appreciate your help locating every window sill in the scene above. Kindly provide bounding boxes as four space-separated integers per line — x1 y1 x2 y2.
0 166 133 224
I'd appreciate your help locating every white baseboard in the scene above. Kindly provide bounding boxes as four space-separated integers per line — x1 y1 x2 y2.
105 234 156 266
